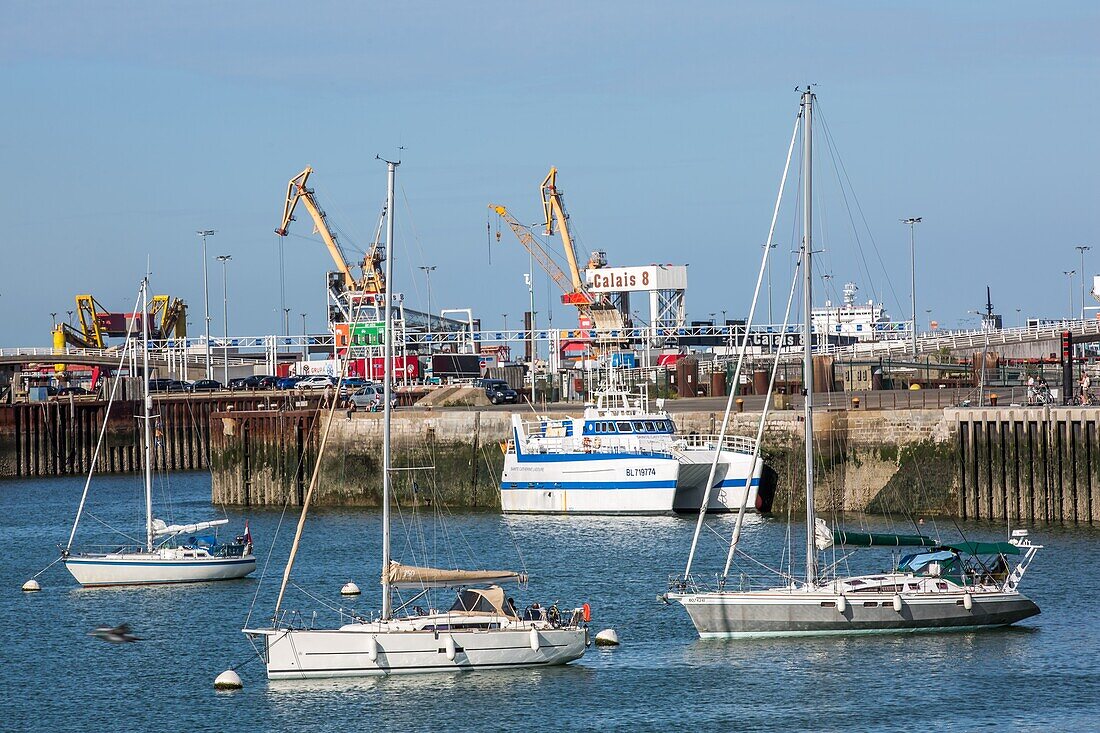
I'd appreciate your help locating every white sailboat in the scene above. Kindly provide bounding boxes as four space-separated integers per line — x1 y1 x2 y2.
667 89 1041 637
245 159 587 678
62 278 256 587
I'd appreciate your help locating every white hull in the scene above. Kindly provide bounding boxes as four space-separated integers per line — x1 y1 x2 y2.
64 551 256 586
248 623 586 678
501 453 679 513
673 447 765 513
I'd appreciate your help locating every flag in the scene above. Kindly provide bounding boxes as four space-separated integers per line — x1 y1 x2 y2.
244 521 253 547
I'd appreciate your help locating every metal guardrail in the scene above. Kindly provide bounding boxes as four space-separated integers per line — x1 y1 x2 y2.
677 433 758 454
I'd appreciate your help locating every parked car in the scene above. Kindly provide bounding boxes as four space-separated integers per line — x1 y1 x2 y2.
56 386 91 396
276 375 304 390
190 379 222 392
228 375 276 391
148 379 190 393
349 384 397 410
482 379 519 405
340 377 369 391
297 375 338 390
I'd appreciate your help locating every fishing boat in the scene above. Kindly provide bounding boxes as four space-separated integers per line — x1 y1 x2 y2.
501 378 773 515
667 88 1041 637
62 278 255 587
245 159 587 678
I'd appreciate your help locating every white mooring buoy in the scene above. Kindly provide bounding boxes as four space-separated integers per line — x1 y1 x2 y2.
340 581 361 596
594 628 620 647
22 579 41 592
214 670 243 691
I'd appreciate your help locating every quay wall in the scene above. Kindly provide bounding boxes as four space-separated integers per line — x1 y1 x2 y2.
0 393 322 479
210 405 1100 522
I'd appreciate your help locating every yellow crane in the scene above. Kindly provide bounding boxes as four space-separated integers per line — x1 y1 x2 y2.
276 166 385 294
497 167 623 331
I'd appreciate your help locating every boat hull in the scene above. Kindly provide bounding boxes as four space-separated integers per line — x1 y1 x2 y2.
671 590 1040 638
500 453 679 514
249 626 587 678
64 554 256 586
672 448 767 513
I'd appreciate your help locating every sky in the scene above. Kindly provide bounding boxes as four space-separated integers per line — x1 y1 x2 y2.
1 1 1097 346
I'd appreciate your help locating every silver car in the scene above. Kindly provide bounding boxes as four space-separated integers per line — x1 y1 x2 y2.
349 385 397 410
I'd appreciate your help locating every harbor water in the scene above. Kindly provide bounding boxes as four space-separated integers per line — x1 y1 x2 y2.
3 472 1098 732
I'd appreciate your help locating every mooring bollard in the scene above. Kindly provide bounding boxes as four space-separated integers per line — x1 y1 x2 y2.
990 393 998 406
852 397 860 409
735 398 744 413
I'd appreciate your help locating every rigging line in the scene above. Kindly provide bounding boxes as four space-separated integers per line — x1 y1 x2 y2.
683 104 802 580
83 510 144 545
722 236 804 579
273 316 361 619
814 100 904 316
66 283 143 552
815 104 880 305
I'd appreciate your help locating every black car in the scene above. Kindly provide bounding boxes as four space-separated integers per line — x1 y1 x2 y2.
190 379 223 392
482 379 519 405
229 375 275 391
148 379 191 393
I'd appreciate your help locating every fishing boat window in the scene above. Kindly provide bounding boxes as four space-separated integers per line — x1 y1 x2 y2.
632 421 646 432
644 421 656 432
616 421 633 432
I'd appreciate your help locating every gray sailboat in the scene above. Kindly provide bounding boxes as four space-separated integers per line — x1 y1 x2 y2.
667 88 1041 637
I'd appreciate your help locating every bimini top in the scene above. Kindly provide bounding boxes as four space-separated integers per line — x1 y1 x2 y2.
448 585 518 618
898 550 957 573
384 561 525 589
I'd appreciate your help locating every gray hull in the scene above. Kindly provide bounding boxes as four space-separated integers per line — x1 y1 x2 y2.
673 590 1040 638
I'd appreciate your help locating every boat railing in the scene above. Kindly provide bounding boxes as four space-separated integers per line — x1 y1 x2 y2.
676 433 758 455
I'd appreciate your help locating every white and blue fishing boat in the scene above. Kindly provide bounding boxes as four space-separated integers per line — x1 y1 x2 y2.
500 382 772 514
61 278 255 587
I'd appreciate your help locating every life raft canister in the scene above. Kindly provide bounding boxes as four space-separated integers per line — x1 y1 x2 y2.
582 602 592 623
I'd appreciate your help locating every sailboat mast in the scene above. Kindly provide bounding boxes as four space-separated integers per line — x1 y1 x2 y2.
801 88 817 587
380 157 399 621
141 278 154 553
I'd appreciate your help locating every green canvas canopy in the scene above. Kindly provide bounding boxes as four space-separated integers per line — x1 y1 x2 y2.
832 530 938 548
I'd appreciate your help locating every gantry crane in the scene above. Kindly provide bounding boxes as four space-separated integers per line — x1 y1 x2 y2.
276 166 386 295
491 167 624 332
54 293 186 348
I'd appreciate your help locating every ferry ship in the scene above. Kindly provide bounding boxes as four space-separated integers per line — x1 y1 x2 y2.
500 386 774 514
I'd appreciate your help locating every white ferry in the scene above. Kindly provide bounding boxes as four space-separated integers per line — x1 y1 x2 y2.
500 387 774 514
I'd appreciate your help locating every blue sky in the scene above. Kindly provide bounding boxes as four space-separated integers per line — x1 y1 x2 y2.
1 1 1097 345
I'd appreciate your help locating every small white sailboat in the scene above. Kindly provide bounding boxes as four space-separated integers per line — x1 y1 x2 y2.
62 278 255 587
668 89 1041 637
245 159 587 678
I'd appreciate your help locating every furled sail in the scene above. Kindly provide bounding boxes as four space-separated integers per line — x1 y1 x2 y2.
152 518 229 538
384 561 525 589
816 518 937 549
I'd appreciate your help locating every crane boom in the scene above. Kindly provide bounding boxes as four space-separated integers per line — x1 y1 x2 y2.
276 166 386 293
489 205 581 299
540 168 586 294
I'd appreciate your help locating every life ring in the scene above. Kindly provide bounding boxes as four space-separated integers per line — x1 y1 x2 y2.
582 602 592 623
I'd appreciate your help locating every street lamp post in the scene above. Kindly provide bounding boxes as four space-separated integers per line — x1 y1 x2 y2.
196 230 216 379
525 272 536 403
300 312 308 362
1064 270 1077 320
901 217 922 358
50 312 57 327
66 310 74 327
217 255 232 384
419 265 437 343
1076 245 1091 320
